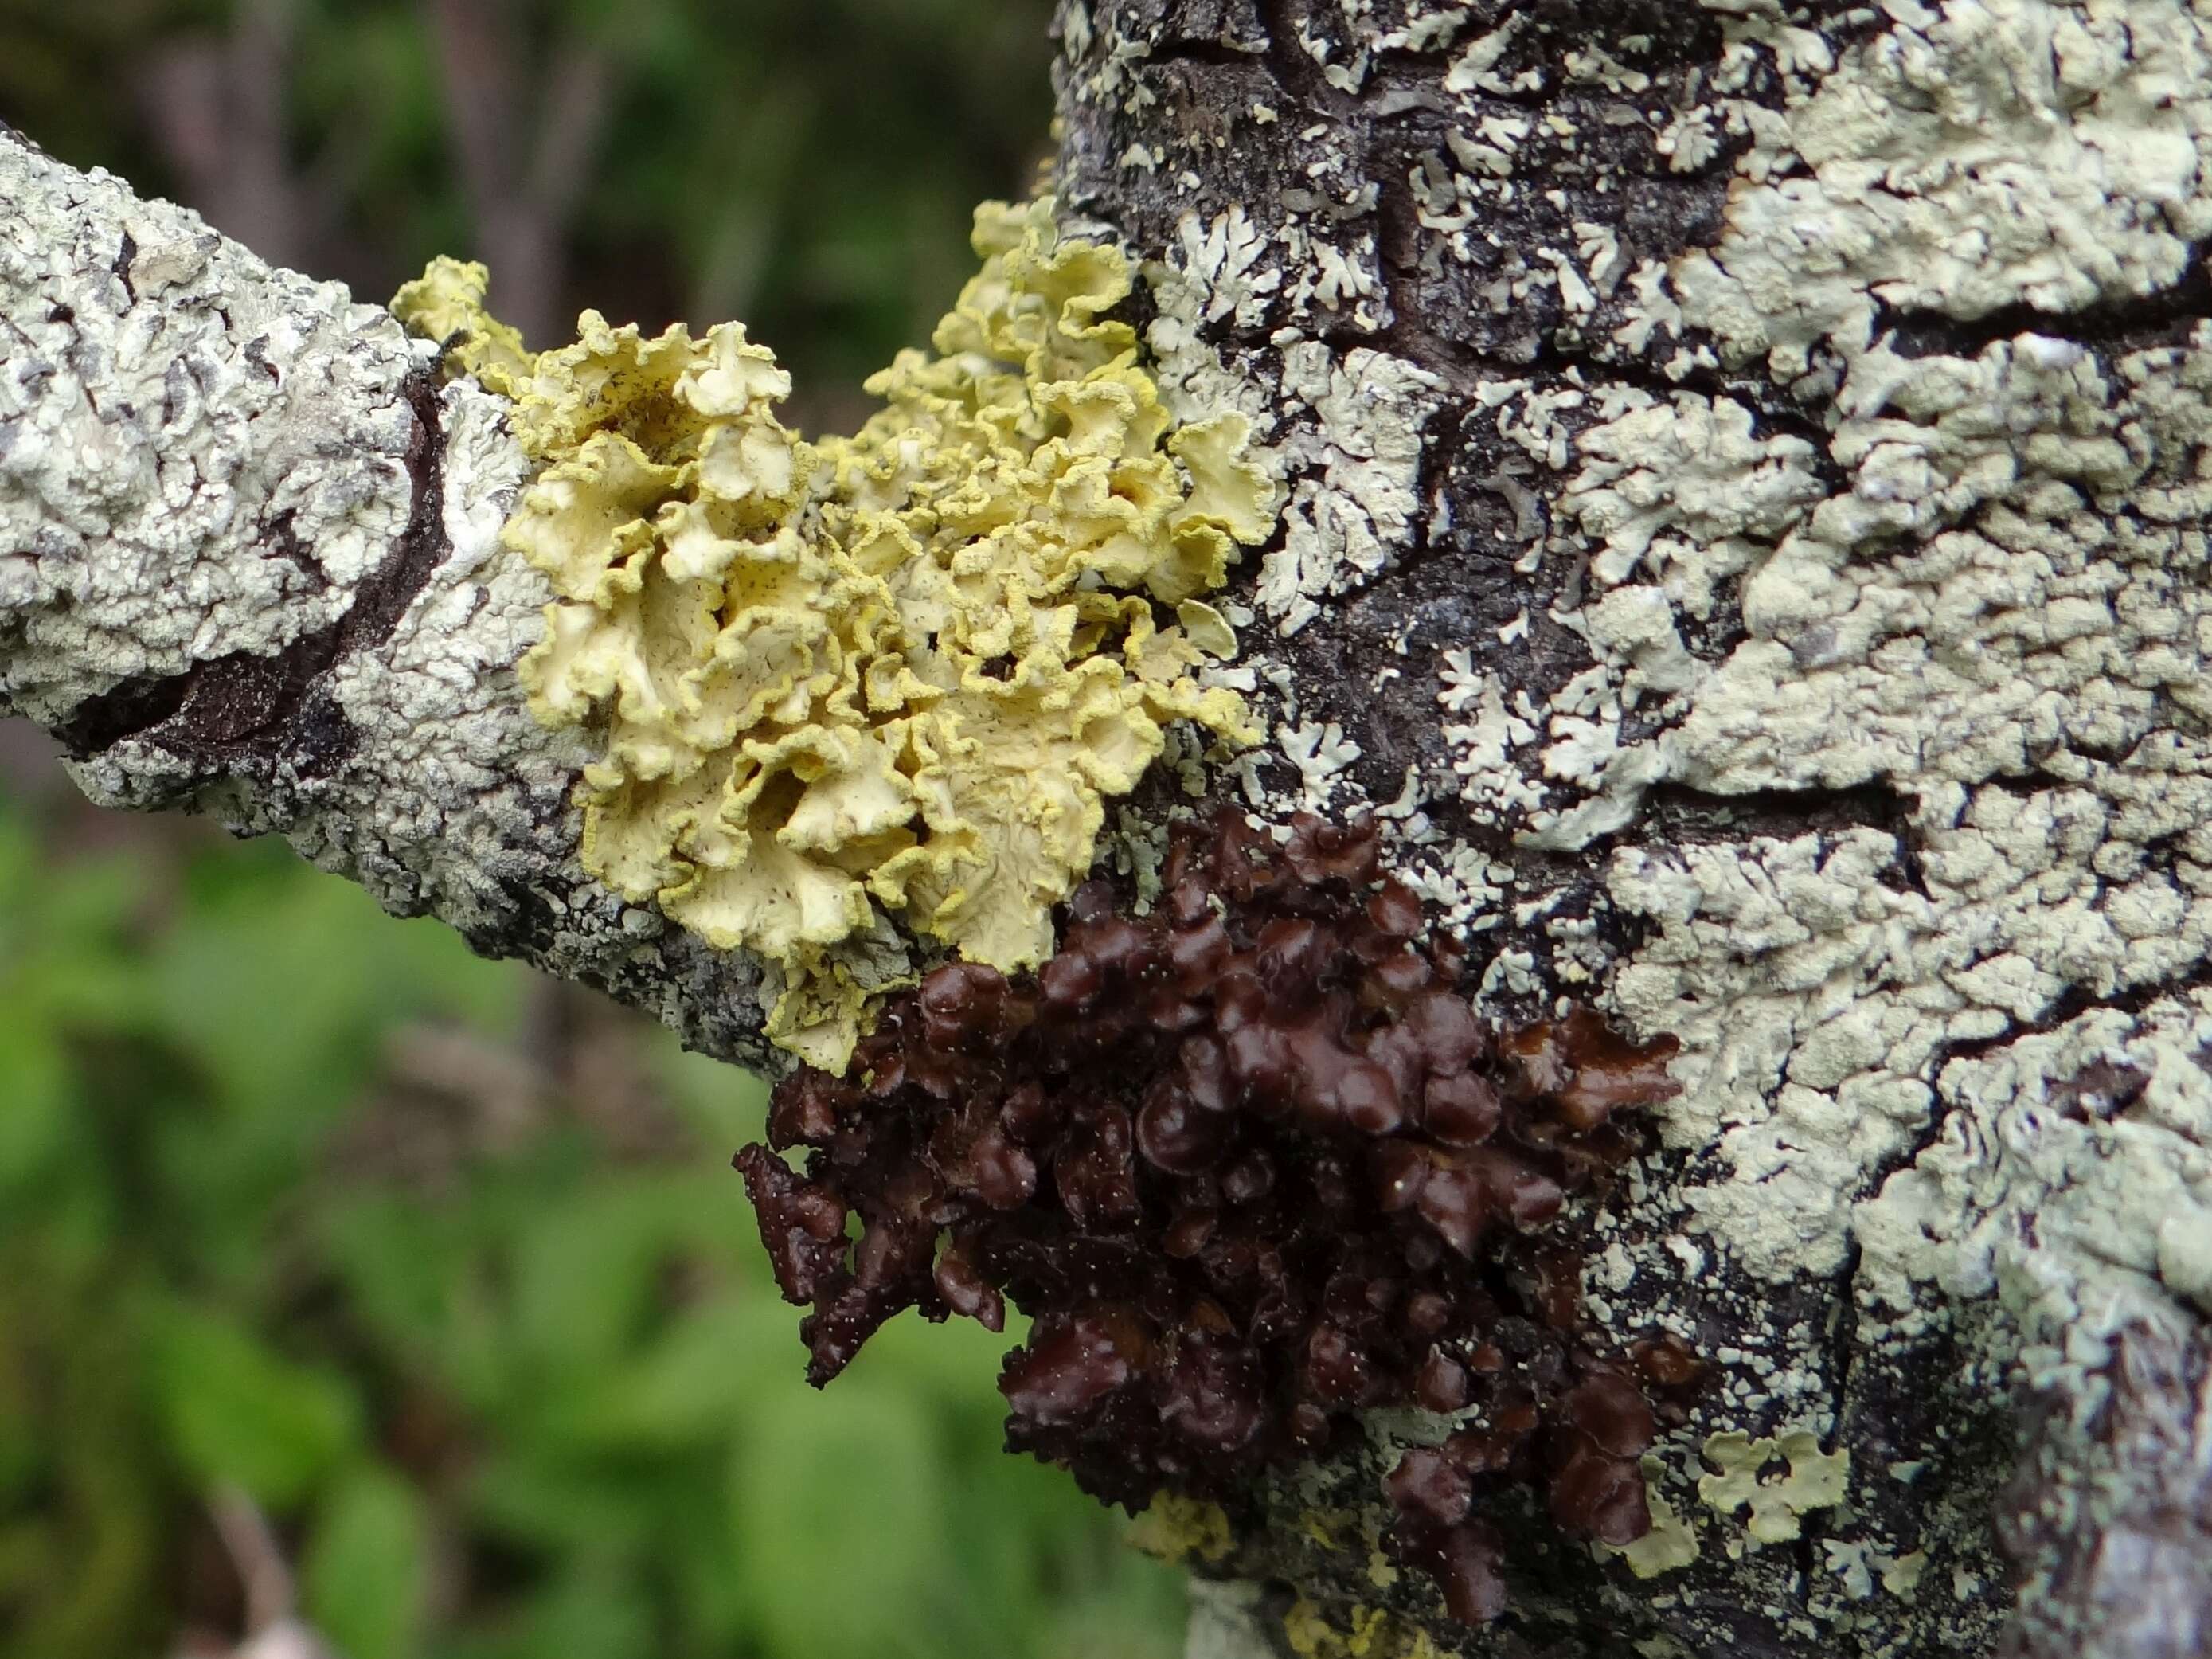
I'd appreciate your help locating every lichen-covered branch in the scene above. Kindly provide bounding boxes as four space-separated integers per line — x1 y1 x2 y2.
10 0 2212 1653
2002 1315 2212 1659
0 120 775 1064
1044 0 2212 1653
388 218 1276 1073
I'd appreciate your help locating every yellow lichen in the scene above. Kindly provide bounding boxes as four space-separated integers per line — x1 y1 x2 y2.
1299 1506 1355 1551
1127 1492 1235 1565
391 256 534 397
1282 1598 1338 1658
395 199 1278 1066
1282 1599 1441 1659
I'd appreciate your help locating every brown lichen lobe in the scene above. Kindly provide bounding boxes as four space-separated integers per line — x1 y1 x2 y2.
737 810 1684 1624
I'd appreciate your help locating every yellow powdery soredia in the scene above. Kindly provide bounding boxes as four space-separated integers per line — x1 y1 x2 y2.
393 199 1280 1068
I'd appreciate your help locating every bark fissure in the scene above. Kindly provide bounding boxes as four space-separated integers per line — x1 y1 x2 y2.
1875 251 2212 363
54 363 449 773
108 229 138 307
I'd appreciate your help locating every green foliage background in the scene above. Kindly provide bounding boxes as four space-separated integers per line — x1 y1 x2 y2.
0 796 1186 1657
0 0 1063 402
0 2 1191 1654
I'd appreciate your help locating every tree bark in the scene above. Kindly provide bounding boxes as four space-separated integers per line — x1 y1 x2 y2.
10 1 2212 1653
0 115 775 1065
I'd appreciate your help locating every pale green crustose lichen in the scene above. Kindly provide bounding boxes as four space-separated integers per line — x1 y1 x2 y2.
393 199 1280 1067
1698 1429 1850 1548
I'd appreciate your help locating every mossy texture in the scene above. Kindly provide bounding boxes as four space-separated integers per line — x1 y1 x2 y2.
395 200 1278 1066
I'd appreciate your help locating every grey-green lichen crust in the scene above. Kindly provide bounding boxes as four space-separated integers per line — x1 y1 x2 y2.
1056 0 2212 1653
0 129 404 718
0 129 778 1064
1576 0 2212 1287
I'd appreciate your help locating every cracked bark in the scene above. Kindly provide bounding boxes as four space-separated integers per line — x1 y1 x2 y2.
9 2 2212 1656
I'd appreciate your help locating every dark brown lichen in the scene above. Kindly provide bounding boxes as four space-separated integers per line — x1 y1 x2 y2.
735 810 1682 1623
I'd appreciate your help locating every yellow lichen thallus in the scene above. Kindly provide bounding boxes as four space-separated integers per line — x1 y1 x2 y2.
395 198 1280 1066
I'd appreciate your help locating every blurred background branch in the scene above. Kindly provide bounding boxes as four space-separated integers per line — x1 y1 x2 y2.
0 0 1057 417
0 3 1190 1656
183 1486 338 1659
423 0 613 346
136 0 324 273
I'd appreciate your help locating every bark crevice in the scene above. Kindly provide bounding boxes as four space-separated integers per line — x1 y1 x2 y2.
54 362 450 775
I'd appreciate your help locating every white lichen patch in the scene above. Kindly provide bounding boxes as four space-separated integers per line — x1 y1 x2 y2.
1821 1537 1929 1602
1857 991 2212 1358
1671 0 2212 382
1593 323 2212 1283
1149 207 1442 640
0 136 415 722
306 381 593 931
1482 1 2212 1295
1263 344 1440 636
1610 828 1944 1278
1278 718 1363 808
1560 393 1823 607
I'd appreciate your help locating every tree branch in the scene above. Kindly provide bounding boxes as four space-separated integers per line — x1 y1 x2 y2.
135 0 326 272
12 0 2212 1651
0 126 776 1066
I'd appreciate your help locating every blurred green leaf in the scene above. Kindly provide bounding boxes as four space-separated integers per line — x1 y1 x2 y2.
0 1016 70 1190
147 872 521 1122
732 1378 952 1659
150 1305 361 1506
653 1043 773 1147
506 1180 674 1378
467 1567 656 1659
304 1465 432 1659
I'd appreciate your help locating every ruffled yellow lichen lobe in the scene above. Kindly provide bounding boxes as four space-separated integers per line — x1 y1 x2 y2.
392 199 1280 1068
1281 1598 1441 1659
1127 1492 1236 1565
390 256 535 396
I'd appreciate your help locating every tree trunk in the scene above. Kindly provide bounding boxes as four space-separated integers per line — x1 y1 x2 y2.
8 2 2212 1653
